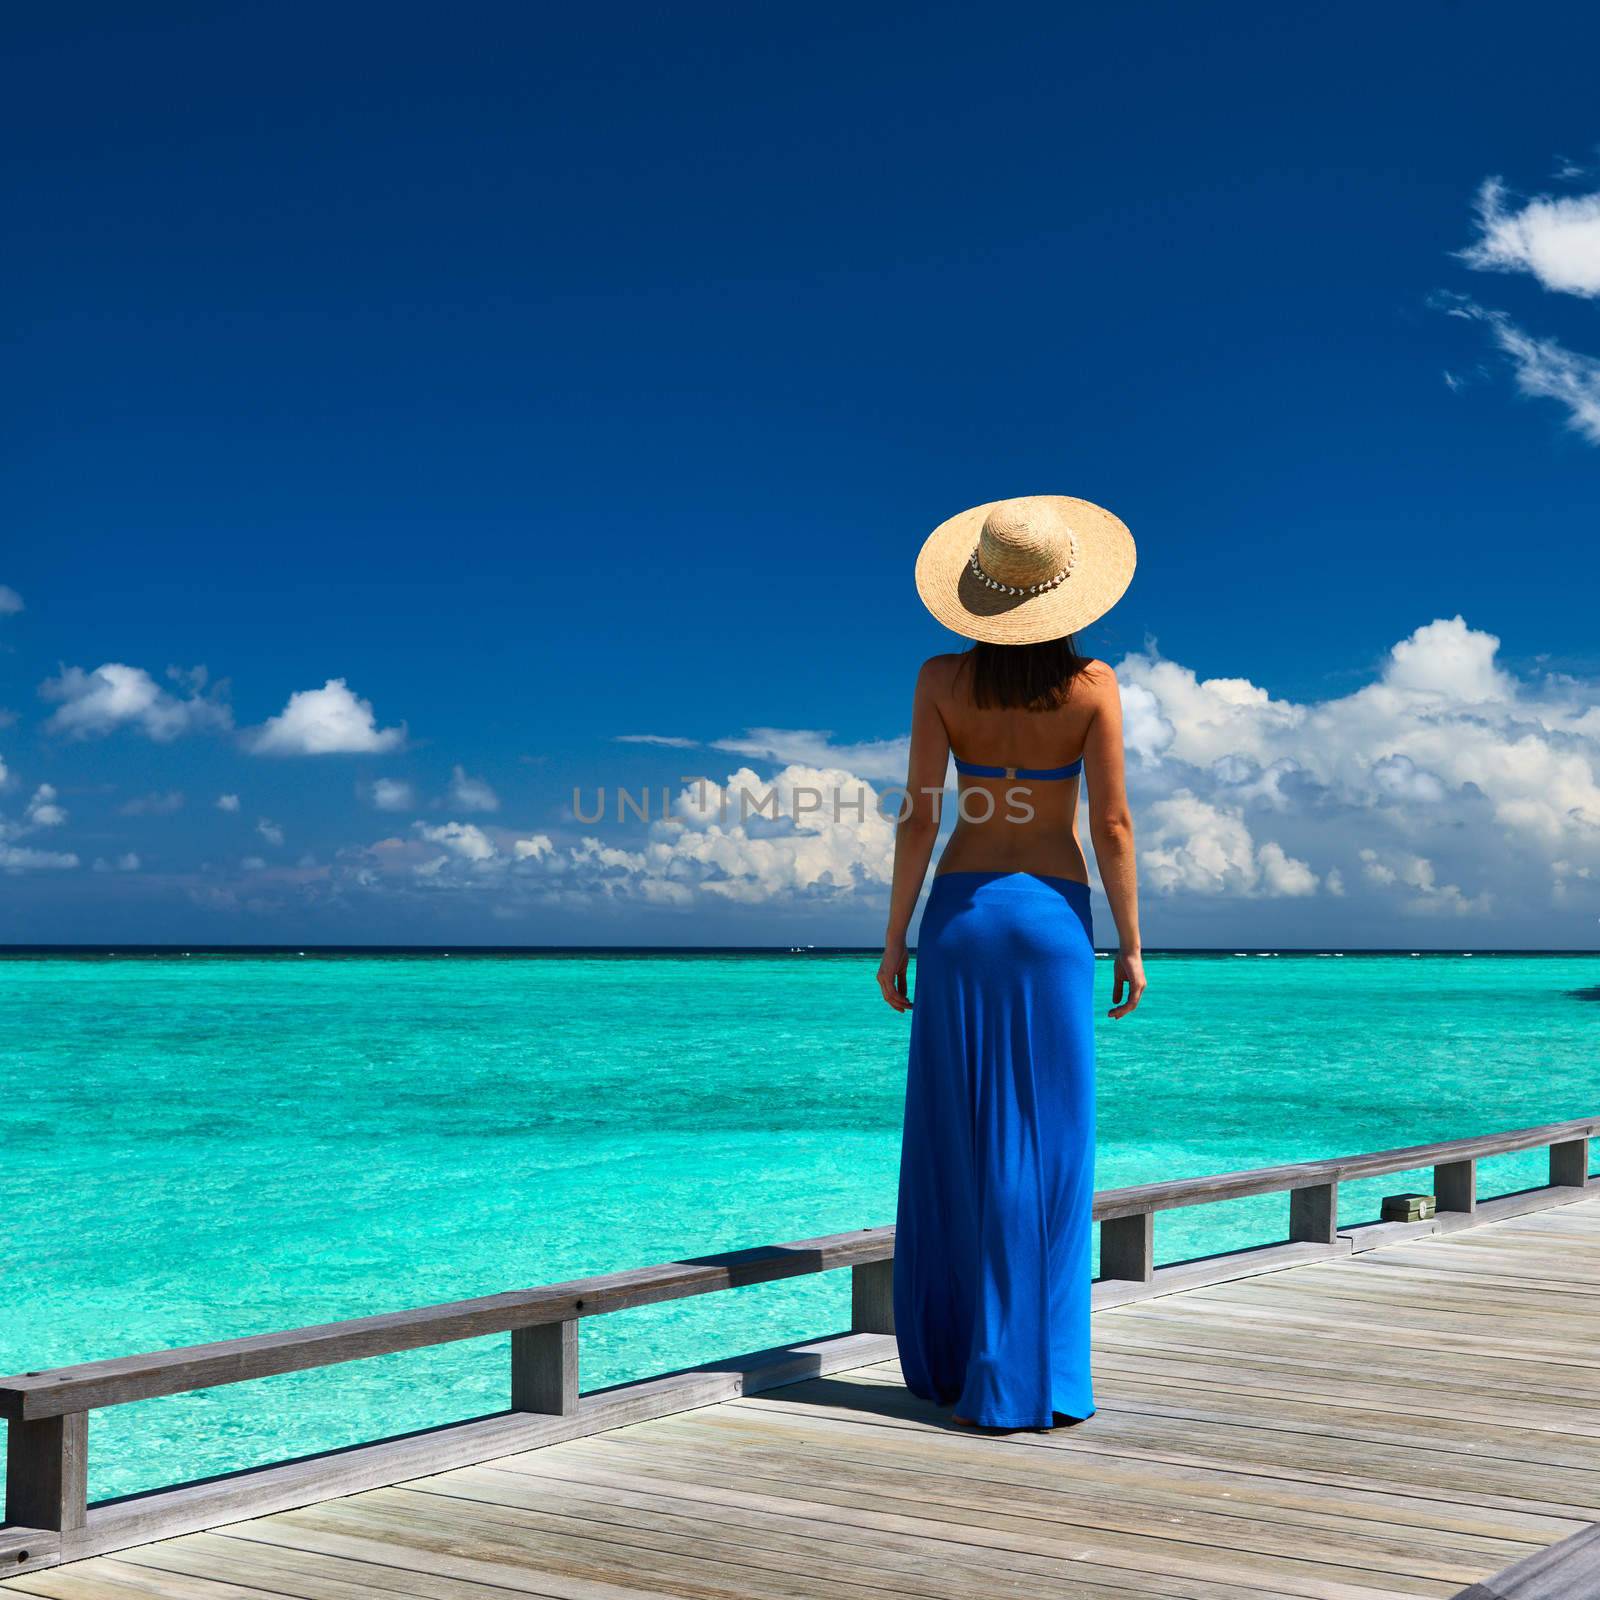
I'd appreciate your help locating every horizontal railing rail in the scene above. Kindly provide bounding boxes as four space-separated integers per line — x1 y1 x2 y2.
2 1114 1594 1571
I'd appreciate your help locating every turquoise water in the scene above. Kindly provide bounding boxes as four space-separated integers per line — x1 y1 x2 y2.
2 949 1596 1511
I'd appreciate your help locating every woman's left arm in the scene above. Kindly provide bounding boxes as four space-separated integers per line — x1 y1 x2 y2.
877 659 950 1013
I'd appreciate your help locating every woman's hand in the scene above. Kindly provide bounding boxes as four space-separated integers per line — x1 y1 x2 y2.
1109 949 1146 1019
877 937 912 1013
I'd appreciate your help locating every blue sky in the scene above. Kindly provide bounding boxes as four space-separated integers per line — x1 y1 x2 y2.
4 2 1599 946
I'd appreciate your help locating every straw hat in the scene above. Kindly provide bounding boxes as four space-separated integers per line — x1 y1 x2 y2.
915 494 1136 645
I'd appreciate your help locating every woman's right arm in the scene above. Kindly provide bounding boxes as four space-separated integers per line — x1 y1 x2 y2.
1082 663 1146 1019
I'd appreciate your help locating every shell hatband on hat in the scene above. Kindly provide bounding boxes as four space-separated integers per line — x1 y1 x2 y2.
967 533 1078 597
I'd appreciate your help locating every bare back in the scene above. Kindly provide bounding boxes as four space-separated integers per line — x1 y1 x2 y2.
909 652 1122 886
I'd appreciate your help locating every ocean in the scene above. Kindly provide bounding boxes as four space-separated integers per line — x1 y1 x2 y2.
2 947 1596 1510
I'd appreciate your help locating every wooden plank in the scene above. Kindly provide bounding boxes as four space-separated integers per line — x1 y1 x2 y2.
124 1528 666 1600
1436 1159 1477 1217
5 1120 1593 1424
4 1416 87 1534
472 1438 1531 1583
1093 1238 1347 1309
216 1504 1286 1600
0 1331 893 1578
1291 1182 1339 1246
0 1230 894 1421
722 1381 1600 1519
1453 1521 1600 1598
4 1554 292 1599
7 1166 1600 1599
270 1491 1150 1600
634 1400 1580 1547
1093 1118 1598 1223
850 1260 894 1336
1342 1186 1594 1252
1548 1139 1591 1191
292 1482 1461 1600
0 1529 59 1574
1099 1213 1154 1283
511 1320 579 1416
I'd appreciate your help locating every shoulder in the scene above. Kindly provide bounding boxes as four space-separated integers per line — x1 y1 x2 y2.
1075 657 1118 692
1072 658 1121 711
916 652 967 692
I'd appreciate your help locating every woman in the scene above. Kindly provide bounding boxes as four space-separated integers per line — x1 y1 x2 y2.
877 493 1145 1431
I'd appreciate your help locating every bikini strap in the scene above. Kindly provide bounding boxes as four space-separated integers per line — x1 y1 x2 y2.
952 756 1083 780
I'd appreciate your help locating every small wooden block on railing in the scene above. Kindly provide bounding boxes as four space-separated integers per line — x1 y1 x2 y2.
1289 1181 1338 1245
4 1413 88 1534
1380 1192 1437 1223
1100 1213 1154 1283
1434 1158 1476 1215
851 1259 895 1335
1550 1136 1590 1189
510 1320 578 1416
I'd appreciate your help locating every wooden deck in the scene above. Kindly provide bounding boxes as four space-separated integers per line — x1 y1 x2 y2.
10 1194 1600 1600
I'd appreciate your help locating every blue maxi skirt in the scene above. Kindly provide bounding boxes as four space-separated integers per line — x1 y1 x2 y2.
893 870 1097 1428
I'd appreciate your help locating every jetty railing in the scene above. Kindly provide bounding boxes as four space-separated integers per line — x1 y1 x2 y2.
2 1114 1594 1576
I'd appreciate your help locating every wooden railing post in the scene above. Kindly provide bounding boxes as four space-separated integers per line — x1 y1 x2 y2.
510 1321 578 1416
1434 1158 1476 1216
1550 1136 1590 1189
851 1259 895 1334
5 1412 88 1533
1289 1181 1339 1245
1101 1213 1154 1283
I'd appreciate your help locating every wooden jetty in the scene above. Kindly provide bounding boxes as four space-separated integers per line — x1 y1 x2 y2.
4 1116 1600 1599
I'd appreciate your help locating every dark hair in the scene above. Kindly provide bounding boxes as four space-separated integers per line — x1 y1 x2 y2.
962 636 1090 711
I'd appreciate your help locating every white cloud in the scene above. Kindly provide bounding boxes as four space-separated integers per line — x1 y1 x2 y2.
120 790 185 817
92 852 141 873
414 821 497 862
369 777 415 812
1454 305 1600 446
217 793 241 812
0 843 78 872
0 586 22 615
615 734 699 749
710 729 910 784
0 777 77 869
41 663 232 742
26 784 67 827
1116 616 1600 918
1140 791 1317 898
1446 172 1600 444
447 766 500 812
1359 849 1491 917
257 818 285 847
334 616 1600 931
1385 615 1513 703
248 679 404 756
358 762 895 907
1461 178 1600 298
1370 754 1446 804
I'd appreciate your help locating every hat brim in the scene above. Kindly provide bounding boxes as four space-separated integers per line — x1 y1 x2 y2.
914 495 1136 645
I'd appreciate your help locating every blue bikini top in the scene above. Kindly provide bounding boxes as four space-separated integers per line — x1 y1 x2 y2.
953 755 1083 781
